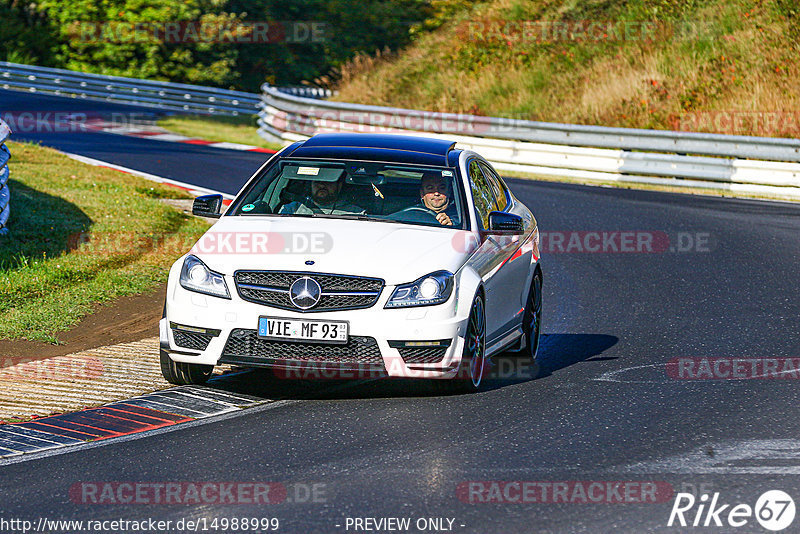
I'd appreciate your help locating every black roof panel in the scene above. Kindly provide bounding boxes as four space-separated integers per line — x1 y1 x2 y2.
285 133 457 166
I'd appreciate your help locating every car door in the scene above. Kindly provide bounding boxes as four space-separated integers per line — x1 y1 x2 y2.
464 158 520 346
478 162 533 338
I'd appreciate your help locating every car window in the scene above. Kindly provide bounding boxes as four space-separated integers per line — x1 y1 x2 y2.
468 160 498 229
228 159 467 229
479 162 508 211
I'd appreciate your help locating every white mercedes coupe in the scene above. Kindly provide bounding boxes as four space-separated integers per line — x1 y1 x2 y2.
160 133 542 392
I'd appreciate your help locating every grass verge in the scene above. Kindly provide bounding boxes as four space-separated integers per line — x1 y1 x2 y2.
0 141 210 343
334 0 800 137
157 114 283 151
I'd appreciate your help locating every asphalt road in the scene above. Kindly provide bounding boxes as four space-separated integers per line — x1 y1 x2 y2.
2 90 800 533
1 89 264 194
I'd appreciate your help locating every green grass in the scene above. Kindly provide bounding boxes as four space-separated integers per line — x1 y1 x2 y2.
157 114 283 151
0 141 210 343
334 0 800 136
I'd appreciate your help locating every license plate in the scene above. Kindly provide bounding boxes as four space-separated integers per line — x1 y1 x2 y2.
257 316 349 344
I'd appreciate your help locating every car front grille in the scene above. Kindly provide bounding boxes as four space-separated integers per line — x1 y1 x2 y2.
220 329 384 365
172 330 214 351
234 271 383 312
397 346 448 364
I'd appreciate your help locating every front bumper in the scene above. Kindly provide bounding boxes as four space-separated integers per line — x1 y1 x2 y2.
161 278 472 379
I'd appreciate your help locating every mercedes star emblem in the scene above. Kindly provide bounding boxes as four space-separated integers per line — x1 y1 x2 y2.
289 276 322 310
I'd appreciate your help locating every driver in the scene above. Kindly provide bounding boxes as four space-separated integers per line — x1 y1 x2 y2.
419 174 458 226
280 177 364 215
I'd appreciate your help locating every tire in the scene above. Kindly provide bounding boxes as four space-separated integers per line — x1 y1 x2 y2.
444 295 487 393
160 349 213 385
522 270 543 363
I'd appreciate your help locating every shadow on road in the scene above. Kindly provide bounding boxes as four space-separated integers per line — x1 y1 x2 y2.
534 332 619 378
477 332 619 391
204 333 618 401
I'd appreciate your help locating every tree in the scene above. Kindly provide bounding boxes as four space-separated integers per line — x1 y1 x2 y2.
2 0 436 91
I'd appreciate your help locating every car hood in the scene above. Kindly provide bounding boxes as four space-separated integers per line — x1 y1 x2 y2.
191 216 472 285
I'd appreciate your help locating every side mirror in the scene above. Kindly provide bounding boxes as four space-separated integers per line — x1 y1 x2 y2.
192 194 223 218
487 211 524 235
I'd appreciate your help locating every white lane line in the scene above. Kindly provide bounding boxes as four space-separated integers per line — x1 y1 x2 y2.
102 127 157 135
0 437 62 455
169 390 244 409
0 438 38 453
138 395 239 418
150 391 242 413
624 439 800 474
0 446 22 457
144 391 240 413
0 426 81 445
593 363 667 383
180 386 261 405
62 152 232 199
208 141 260 150
0 428 67 447
118 398 209 418
595 362 800 384
79 120 274 153
145 133 193 142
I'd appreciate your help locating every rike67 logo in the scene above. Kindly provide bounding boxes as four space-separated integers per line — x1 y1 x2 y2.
668 490 795 531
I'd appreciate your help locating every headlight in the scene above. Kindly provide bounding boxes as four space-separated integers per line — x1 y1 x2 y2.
179 255 230 299
385 271 454 308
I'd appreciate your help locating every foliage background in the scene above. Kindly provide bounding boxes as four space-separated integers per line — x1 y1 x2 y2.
0 0 445 91
333 0 800 136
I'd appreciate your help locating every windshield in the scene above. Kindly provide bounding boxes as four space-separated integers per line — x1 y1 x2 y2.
228 159 467 229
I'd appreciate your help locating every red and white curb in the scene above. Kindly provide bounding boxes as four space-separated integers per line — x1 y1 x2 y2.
64 152 233 204
0 386 263 459
83 118 276 154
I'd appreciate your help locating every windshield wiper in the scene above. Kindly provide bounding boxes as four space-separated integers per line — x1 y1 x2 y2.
308 214 383 221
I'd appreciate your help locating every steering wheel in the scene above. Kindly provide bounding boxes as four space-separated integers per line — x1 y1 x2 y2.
278 190 306 205
393 206 440 224
275 191 313 214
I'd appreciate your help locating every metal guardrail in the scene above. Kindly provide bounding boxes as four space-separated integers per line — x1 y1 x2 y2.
274 86 334 99
2 62 798 198
0 118 11 235
257 84 800 199
0 62 261 116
